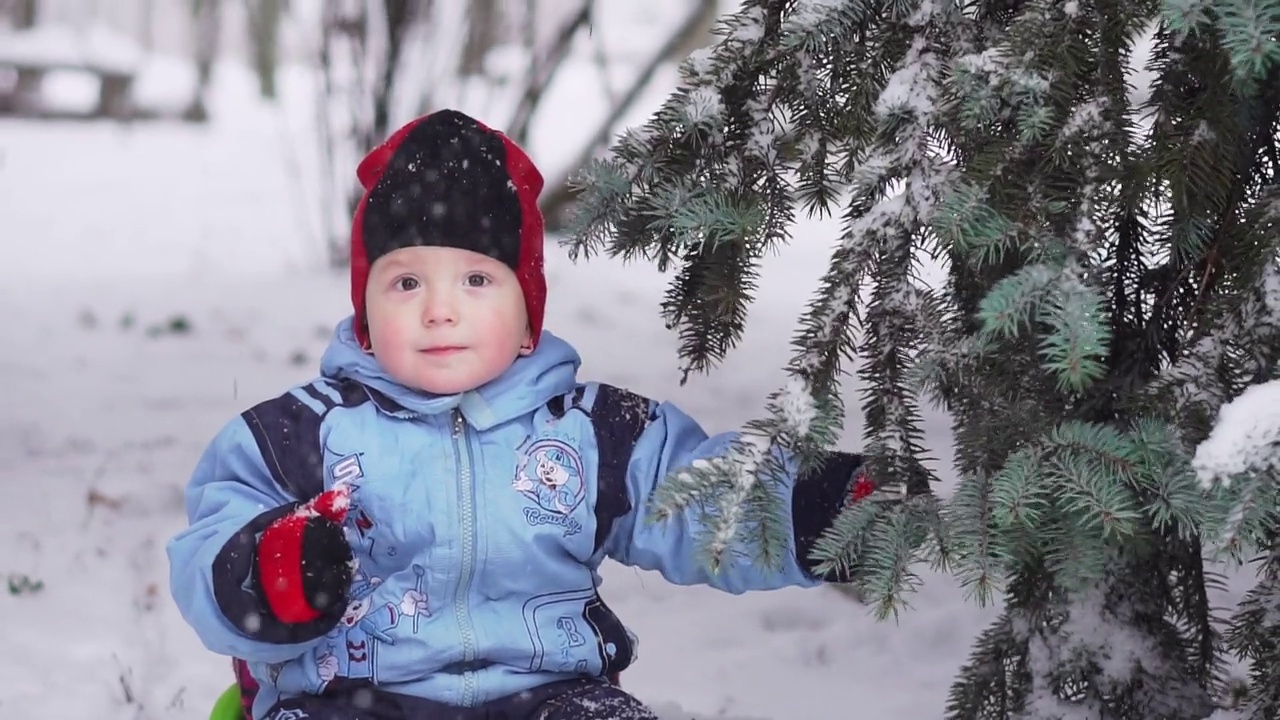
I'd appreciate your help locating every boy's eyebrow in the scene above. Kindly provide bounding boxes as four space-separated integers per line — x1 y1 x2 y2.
373 251 505 274
375 255 413 271
467 257 503 271
454 253 504 273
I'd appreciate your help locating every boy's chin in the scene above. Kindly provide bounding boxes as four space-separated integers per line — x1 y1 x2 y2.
395 368 504 396
376 350 521 395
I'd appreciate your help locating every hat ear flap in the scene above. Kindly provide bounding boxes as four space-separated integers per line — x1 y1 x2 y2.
356 143 394 190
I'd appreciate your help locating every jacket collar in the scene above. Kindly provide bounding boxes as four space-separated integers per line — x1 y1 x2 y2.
318 316 580 430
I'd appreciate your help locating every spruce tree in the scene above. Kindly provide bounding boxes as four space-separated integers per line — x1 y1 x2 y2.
564 0 1280 716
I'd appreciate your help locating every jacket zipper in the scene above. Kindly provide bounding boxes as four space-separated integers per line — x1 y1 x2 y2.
451 408 479 705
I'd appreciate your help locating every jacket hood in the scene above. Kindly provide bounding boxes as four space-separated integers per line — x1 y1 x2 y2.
319 316 579 430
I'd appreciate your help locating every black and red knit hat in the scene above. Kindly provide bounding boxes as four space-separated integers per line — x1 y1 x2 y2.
350 109 547 351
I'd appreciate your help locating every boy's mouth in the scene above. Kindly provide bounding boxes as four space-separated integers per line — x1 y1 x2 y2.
420 346 466 356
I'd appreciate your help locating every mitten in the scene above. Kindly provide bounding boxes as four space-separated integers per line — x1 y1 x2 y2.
257 486 355 624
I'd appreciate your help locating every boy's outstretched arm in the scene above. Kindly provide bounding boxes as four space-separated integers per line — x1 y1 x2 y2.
588 384 862 593
167 393 353 664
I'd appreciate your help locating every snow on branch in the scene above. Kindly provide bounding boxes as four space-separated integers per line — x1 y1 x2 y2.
1193 379 1280 489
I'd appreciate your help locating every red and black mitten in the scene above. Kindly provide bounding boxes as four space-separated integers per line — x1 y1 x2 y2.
792 453 880 582
257 486 356 625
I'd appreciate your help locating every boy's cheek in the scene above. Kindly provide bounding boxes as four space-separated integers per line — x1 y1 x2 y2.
366 314 401 356
373 322 410 356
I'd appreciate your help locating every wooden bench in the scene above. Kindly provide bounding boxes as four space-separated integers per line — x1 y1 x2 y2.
0 26 140 120
0 58 135 118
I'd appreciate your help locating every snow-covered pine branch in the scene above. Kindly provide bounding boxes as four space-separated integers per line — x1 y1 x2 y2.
566 0 1280 714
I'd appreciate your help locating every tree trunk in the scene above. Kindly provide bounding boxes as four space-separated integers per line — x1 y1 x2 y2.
247 0 282 99
9 0 38 28
459 0 500 77
140 0 154 51
316 0 426 267
369 0 416 148
184 0 222 122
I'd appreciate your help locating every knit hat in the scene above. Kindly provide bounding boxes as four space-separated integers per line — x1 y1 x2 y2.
349 109 547 351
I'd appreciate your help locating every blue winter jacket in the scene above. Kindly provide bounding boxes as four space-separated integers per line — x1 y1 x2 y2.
167 318 861 718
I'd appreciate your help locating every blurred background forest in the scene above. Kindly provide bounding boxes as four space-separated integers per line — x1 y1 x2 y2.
0 0 723 263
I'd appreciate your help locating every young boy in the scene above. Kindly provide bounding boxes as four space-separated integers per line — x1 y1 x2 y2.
167 109 869 720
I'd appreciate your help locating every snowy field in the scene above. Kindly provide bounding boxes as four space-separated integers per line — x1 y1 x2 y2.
0 28 1258 720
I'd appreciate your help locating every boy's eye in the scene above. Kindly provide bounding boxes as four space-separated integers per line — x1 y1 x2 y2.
465 273 490 287
396 277 420 291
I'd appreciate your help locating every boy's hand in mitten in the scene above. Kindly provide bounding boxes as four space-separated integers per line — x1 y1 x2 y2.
257 486 355 625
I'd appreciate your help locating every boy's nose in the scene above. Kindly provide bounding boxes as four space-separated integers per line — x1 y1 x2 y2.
420 290 459 326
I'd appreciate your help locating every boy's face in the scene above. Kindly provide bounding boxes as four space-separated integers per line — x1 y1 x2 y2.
364 245 531 395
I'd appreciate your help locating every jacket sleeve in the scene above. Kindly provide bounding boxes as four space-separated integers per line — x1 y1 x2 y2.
591 384 862 593
166 391 343 663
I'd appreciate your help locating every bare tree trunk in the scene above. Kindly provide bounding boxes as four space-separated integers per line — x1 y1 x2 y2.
5 0 39 28
316 0 425 267
139 0 154 50
370 0 415 147
521 0 536 62
316 0 343 266
184 0 222 122
246 0 282 99
459 0 499 77
317 0 362 266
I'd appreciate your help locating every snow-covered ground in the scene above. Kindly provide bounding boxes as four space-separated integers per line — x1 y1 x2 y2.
3 21 1252 720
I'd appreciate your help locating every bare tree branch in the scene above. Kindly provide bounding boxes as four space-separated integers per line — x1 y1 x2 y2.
586 4 617 107
541 0 717 230
506 0 592 145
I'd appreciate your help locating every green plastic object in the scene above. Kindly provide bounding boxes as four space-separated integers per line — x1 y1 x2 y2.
209 683 244 720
